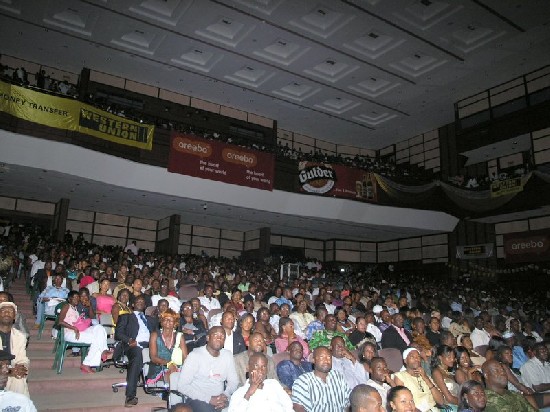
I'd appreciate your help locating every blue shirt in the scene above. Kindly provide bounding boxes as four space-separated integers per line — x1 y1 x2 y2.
276 360 313 389
305 320 324 341
512 345 528 369
39 285 69 300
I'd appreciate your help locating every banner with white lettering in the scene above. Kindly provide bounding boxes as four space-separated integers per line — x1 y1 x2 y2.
167 132 274 191
503 230 550 263
298 162 378 203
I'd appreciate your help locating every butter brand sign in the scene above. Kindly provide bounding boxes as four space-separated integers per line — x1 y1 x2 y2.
168 133 274 191
298 162 378 203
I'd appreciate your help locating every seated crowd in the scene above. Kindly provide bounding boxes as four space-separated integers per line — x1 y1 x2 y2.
1 225 549 411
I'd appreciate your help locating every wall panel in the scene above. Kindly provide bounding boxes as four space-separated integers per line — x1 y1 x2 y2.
128 227 156 242
16 199 55 215
0 197 16 210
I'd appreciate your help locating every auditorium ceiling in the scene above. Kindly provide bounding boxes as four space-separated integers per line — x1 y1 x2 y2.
1 0 550 148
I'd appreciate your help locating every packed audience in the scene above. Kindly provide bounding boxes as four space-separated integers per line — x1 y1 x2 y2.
0 223 549 411
276 142 434 184
0 64 78 98
446 158 532 191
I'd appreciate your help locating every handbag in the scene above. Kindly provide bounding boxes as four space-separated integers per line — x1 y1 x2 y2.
171 332 184 366
74 314 92 332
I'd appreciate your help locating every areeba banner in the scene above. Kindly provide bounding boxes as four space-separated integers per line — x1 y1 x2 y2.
0 80 154 150
168 132 275 191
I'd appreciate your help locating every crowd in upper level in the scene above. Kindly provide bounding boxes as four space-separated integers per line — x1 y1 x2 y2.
0 221 549 411
1 62 431 186
1 61 541 194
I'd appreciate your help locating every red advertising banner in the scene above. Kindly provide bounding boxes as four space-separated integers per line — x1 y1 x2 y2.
168 133 275 191
503 229 550 263
298 162 378 203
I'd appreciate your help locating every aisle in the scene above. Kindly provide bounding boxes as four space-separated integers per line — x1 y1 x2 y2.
9 277 165 411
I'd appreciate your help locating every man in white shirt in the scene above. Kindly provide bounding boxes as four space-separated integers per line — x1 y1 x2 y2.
125 240 139 256
0 349 36 412
520 342 550 393
470 317 491 348
198 284 221 316
365 357 396 409
323 293 336 315
229 352 292 411
365 312 382 343
330 336 368 389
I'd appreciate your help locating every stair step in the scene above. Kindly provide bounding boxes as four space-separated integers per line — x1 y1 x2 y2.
32 388 166 411
28 349 84 369
27 339 57 350
8 278 169 411
28 366 129 393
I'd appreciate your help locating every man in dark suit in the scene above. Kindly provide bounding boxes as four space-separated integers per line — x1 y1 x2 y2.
380 313 412 353
33 260 53 294
114 295 154 407
221 311 246 355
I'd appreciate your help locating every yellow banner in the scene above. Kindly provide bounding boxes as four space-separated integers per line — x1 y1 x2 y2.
0 80 154 150
490 177 523 198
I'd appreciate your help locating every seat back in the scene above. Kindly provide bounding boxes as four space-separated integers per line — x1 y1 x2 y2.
207 308 222 323
169 371 183 407
99 312 115 332
378 347 403 373
272 351 290 367
144 306 157 317
474 345 488 357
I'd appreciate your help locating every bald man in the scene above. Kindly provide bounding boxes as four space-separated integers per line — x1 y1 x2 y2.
174 326 238 412
482 359 537 412
292 346 351 412
349 384 385 412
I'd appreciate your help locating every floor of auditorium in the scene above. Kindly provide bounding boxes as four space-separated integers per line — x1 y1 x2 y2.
13 278 166 411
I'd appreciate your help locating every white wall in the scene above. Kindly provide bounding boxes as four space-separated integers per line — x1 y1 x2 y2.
0 131 459 236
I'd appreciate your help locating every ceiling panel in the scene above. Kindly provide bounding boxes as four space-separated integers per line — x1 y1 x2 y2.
0 0 548 150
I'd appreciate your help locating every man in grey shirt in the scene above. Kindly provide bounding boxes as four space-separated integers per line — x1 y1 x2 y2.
175 326 238 411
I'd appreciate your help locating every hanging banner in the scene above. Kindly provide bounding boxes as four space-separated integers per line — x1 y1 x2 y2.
168 132 274 191
298 161 378 202
490 177 523 198
456 243 494 260
503 230 550 263
0 80 154 150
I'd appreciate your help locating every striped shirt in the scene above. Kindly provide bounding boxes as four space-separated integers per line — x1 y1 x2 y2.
291 370 351 412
